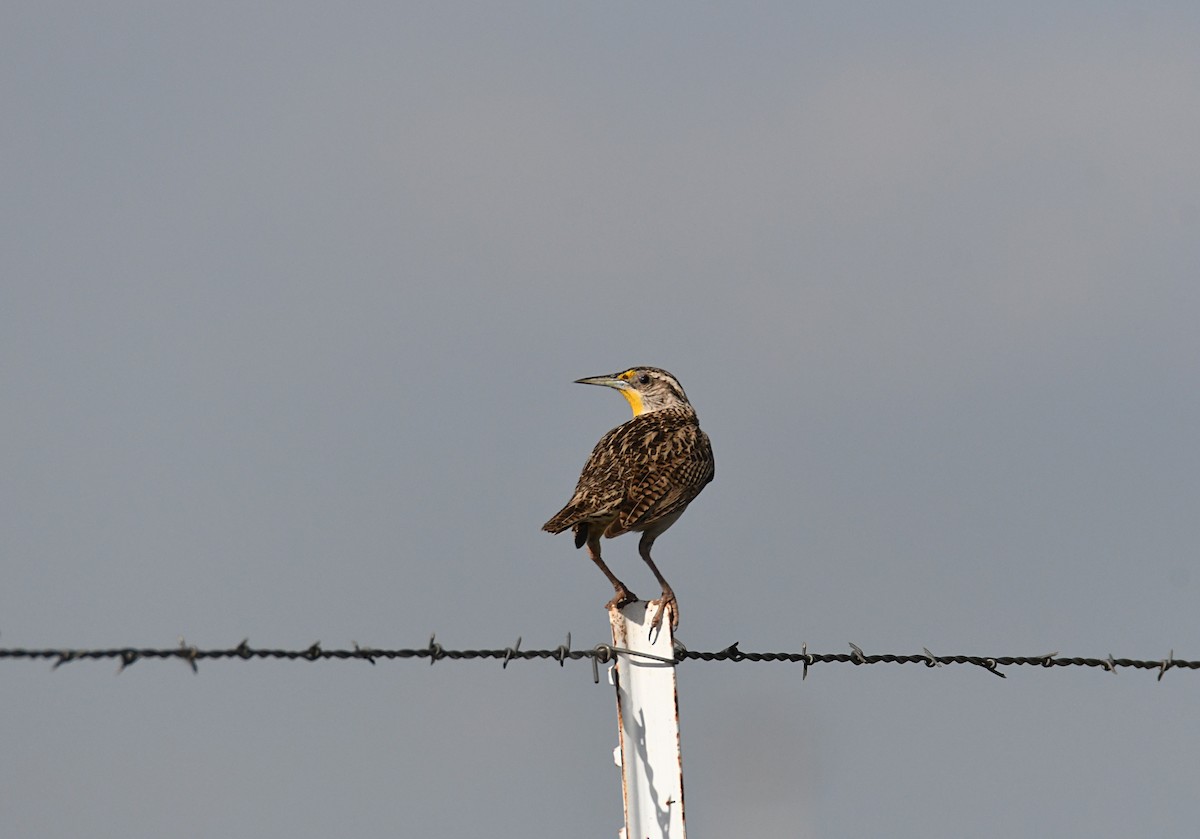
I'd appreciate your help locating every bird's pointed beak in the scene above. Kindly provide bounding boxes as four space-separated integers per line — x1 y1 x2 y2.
574 374 629 390
575 372 644 416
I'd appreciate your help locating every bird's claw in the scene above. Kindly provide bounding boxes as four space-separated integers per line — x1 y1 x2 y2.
649 593 679 633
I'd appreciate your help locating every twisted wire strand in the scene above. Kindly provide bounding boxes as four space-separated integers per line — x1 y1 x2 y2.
0 638 1193 681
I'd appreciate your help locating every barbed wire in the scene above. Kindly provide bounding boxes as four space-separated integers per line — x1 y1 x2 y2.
0 637 1193 682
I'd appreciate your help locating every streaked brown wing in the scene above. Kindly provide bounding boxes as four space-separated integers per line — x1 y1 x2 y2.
541 424 629 533
544 407 713 538
606 418 713 537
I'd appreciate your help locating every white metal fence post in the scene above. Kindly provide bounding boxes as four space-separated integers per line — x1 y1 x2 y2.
609 601 686 839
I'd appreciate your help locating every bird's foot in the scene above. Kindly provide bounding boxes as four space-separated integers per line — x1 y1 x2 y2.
649 590 679 632
605 586 639 612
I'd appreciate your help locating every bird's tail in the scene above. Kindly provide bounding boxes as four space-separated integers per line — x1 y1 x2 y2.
542 506 589 550
541 503 581 533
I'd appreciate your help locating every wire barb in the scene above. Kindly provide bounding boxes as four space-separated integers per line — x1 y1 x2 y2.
179 637 199 673
118 650 139 672
555 633 571 667
502 637 521 670
1158 650 1175 682
976 658 1007 679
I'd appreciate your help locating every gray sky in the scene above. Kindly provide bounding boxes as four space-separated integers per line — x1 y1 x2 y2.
3 4 1199 837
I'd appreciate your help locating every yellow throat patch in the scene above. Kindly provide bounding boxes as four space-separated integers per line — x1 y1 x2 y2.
618 387 644 416
615 370 645 416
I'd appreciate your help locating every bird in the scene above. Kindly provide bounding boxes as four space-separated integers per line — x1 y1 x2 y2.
542 366 714 630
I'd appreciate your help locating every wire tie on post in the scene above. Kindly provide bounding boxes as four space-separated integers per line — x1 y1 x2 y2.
502 636 521 669
591 643 613 684
672 638 688 664
922 647 943 668
608 644 676 665
849 642 866 664
1158 650 1174 682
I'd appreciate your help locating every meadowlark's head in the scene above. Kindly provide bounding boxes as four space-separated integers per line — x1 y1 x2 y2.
574 367 693 417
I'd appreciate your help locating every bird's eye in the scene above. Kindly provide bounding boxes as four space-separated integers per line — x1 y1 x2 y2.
637 373 651 385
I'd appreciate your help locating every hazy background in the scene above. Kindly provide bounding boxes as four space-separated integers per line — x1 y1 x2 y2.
3 4 1198 837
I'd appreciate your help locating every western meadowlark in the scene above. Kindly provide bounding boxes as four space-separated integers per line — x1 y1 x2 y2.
543 367 714 630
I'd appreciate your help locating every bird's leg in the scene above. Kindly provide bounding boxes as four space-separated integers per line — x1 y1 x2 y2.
587 534 638 609
638 533 679 630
